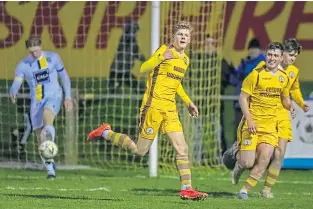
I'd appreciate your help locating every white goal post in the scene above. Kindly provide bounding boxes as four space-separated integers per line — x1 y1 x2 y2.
149 1 160 178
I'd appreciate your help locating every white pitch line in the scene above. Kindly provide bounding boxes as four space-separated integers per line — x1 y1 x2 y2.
86 187 110 192
2 186 109 192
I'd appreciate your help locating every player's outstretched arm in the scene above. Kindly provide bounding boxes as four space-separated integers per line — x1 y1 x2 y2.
9 63 25 104
140 45 170 73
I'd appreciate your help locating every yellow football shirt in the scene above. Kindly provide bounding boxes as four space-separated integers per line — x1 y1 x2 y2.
140 45 190 111
241 65 290 119
257 61 305 119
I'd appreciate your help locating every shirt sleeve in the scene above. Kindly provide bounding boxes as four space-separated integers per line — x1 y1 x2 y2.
54 53 65 72
256 61 266 69
10 62 24 96
14 62 25 81
177 83 192 105
55 53 71 99
281 76 290 97
290 74 305 108
140 45 167 73
241 70 258 95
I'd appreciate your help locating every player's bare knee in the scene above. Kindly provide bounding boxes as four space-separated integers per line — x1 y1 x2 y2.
239 158 254 169
273 148 283 163
176 144 188 156
258 156 272 169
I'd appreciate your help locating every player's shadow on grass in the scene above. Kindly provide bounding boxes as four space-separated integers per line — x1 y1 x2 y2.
0 193 120 201
130 188 178 196
207 191 235 198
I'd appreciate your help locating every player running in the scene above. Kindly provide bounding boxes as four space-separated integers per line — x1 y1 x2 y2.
223 39 309 198
9 36 73 179
87 21 208 201
232 42 293 199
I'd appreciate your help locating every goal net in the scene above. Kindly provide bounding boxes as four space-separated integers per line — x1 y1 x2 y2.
0 1 226 172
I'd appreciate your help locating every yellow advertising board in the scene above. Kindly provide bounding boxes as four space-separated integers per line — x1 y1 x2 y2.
223 1 313 81
1 2 313 81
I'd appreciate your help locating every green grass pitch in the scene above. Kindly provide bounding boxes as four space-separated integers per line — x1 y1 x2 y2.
0 168 312 209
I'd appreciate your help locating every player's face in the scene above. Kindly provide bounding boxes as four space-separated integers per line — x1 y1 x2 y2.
265 49 283 70
28 46 42 59
282 50 298 66
173 29 191 51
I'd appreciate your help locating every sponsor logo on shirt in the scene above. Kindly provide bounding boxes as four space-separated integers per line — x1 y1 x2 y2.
34 70 50 84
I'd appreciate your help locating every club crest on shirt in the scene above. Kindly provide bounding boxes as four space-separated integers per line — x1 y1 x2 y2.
183 57 187 65
243 138 251 146
279 75 284 83
289 71 295 78
146 127 154 135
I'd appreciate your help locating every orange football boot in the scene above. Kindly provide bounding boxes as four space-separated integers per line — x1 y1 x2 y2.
179 188 208 201
87 123 111 141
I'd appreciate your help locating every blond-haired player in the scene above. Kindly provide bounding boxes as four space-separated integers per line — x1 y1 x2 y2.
234 42 293 199
87 21 208 201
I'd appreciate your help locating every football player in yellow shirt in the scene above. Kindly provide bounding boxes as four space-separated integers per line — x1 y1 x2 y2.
87 21 208 201
260 38 310 198
234 42 293 200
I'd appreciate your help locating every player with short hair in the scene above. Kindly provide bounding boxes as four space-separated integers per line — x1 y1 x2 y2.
222 39 309 198
260 38 309 197
87 21 208 201
9 36 73 179
233 42 293 199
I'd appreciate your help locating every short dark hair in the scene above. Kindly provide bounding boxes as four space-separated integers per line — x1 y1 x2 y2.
25 36 41 48
284 38 302 55
266 42 284 53
248 38 260 49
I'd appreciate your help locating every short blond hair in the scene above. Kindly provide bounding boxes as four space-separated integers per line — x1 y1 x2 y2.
172 21 193 35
